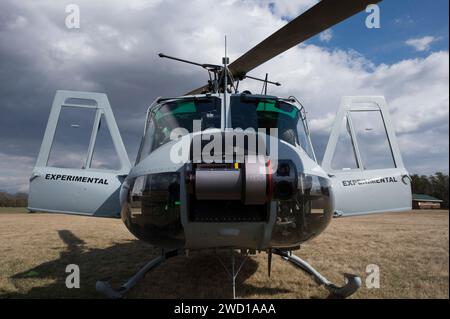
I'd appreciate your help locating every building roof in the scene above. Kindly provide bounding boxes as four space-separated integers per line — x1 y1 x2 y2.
412 194 443 202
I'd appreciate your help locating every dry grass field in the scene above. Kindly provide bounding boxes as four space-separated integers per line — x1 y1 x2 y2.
0 208 448 299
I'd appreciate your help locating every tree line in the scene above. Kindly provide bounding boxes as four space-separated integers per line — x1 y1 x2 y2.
0 191 28 207
411 172 449 209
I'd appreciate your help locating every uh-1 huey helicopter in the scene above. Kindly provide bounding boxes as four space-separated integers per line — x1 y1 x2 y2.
28 0 412 298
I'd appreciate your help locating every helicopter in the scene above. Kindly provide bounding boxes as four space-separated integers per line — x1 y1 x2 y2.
27 0 412 299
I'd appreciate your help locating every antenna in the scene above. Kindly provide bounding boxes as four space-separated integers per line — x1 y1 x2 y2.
223 36 228 128
225 35 227 61
261 73 268 95
223 36 229 96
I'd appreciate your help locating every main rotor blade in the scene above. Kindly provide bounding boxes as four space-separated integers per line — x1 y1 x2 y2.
228 0 381 77
186 0 381 95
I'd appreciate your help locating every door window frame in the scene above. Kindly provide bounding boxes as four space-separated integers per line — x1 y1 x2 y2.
323 96 405 173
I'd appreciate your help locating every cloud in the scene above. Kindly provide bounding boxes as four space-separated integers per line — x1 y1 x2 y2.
244 47 448 171
0 153 34 193
5 15 28 29
319 29 333 43
405 36 437 52
394 15 414 26
0 0 448 193
264 0 319 19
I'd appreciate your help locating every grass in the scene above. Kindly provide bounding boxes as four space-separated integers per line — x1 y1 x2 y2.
0 210 448 299
0 207 28 214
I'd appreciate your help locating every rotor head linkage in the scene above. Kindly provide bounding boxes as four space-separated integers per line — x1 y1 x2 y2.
158 53 280 94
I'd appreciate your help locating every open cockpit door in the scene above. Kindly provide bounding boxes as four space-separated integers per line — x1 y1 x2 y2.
28 90 131 217
322 96 411 216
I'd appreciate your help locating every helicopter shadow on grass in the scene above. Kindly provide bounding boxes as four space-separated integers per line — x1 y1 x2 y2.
7 229 295 298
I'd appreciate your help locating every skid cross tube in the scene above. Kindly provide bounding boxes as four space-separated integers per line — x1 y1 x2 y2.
273 249 361 298
96 250 178 299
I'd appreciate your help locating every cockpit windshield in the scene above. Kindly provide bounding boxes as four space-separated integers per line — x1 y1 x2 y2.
155 97 221 132
136 94 315 164
136 97 221 163
230 95 315 160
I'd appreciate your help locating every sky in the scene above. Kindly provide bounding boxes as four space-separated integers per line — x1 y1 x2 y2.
0 0 448 193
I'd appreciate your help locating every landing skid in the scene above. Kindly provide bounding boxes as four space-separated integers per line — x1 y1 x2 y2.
96 249 178 299
273 249 361 298
95 248 360 299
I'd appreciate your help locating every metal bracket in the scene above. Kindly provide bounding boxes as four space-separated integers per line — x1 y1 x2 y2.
216 249 249 299
402 174 412 185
